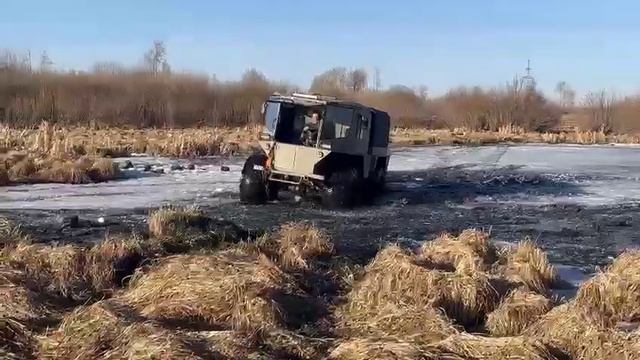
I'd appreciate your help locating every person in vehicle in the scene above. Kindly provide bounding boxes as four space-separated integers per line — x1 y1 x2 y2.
301 111 320 146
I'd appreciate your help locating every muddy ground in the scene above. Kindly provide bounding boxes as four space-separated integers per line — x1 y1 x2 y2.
3 159 639 273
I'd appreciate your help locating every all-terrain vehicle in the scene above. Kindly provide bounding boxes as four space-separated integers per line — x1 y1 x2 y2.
240 93 391 208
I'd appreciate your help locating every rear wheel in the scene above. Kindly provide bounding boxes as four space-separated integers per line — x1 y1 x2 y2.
321 168 359 208
239 154 268 204
267 181 280 201
373 165 387 192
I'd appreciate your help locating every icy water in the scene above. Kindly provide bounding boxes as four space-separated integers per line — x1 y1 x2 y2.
2 144 640 275
2 144 640 210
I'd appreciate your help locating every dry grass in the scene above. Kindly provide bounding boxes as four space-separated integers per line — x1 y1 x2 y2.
87 157 121 182
6 222 640 359
574 250 640 324
0 318 37 360
419 229 497 273
4 243 90 301
85 235 146 295
8 158 37 179
2 235 148 301
0 149 124 186
40 299 137 359
337 302 459 347
121 248 301 331
258 222 334 271
499 240 557 294
192 330 260 359
0 123 258 159
260 329 332 360
342 244 499 330
0 284 50 322
434 272 501 327
434 333 560 360
147 206 209 238
328 338 434 360
0 217 31 247
523 302 610 357
343 245 443 309
103 322 207 360
0 167 9 186
146 206 235 253
575 329 640 360
391 127 640 146
36 160 91 184
486 288 553 336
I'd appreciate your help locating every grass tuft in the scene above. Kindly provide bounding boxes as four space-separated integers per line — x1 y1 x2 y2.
148 206 209 239
121 248 308 331
500 240 557 294
0 318 37 360
486 288 553 336
419 229 497 274
574 250 640 324
328 338 433 360
85 234 146 295
257 222 334 271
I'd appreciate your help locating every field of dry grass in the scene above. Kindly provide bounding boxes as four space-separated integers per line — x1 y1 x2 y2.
0 122 258 185
391 126 640 146
0 122 258 159
1 208 640 359
0 121 639 187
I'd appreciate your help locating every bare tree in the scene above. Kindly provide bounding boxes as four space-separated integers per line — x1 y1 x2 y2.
0 50 31 72
241 68 268 85
584 90 617 133
347 68 368 92
555 81 576 108
309 67 348 95
143 41 169 75
415 85 428 100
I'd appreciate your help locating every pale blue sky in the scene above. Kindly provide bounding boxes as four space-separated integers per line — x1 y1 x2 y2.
3 0 640 96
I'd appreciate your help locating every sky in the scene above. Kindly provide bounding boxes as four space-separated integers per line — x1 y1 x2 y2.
3 0 640 97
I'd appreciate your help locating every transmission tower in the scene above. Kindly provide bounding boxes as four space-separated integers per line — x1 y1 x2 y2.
374 67 382 91
522 59 536 90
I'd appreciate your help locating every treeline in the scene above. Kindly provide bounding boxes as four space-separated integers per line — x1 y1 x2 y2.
0 44 295 128
1 45 639 133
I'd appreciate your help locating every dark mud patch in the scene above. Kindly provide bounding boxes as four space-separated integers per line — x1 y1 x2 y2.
1 166 639 270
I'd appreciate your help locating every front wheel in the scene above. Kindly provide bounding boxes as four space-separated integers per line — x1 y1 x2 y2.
239 154 268 204
321 169 359 209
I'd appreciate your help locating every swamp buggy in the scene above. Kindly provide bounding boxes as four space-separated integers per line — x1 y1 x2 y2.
240 93 391 208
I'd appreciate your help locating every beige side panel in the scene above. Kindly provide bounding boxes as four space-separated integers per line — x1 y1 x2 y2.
272 143 329 176
292 146 326 174
272 143 297 171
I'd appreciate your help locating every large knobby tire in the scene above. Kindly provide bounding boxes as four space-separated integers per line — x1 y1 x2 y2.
267 181 280 201
371 165 387 194
239 154 268 204
321 169 359 209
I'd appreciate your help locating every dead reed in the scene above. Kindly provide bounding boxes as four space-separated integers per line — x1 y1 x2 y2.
499 240 558 294
121 249 302 331
486 288 553 336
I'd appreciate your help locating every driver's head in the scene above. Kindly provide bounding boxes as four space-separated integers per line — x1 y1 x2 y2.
311 112 319 123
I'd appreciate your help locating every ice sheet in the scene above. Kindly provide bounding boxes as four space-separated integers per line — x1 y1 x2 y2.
1 145 640 210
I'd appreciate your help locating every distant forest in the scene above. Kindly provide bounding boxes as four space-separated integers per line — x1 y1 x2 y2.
1 42 637 133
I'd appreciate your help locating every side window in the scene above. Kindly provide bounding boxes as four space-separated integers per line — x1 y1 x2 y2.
323 106 354 140
357 111 370 140
335 122 351 139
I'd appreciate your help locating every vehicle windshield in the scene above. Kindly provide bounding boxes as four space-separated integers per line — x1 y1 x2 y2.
268 102 324 147
264 101 280 135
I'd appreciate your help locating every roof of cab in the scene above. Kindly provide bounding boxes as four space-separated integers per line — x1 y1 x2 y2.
268 93 387 114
